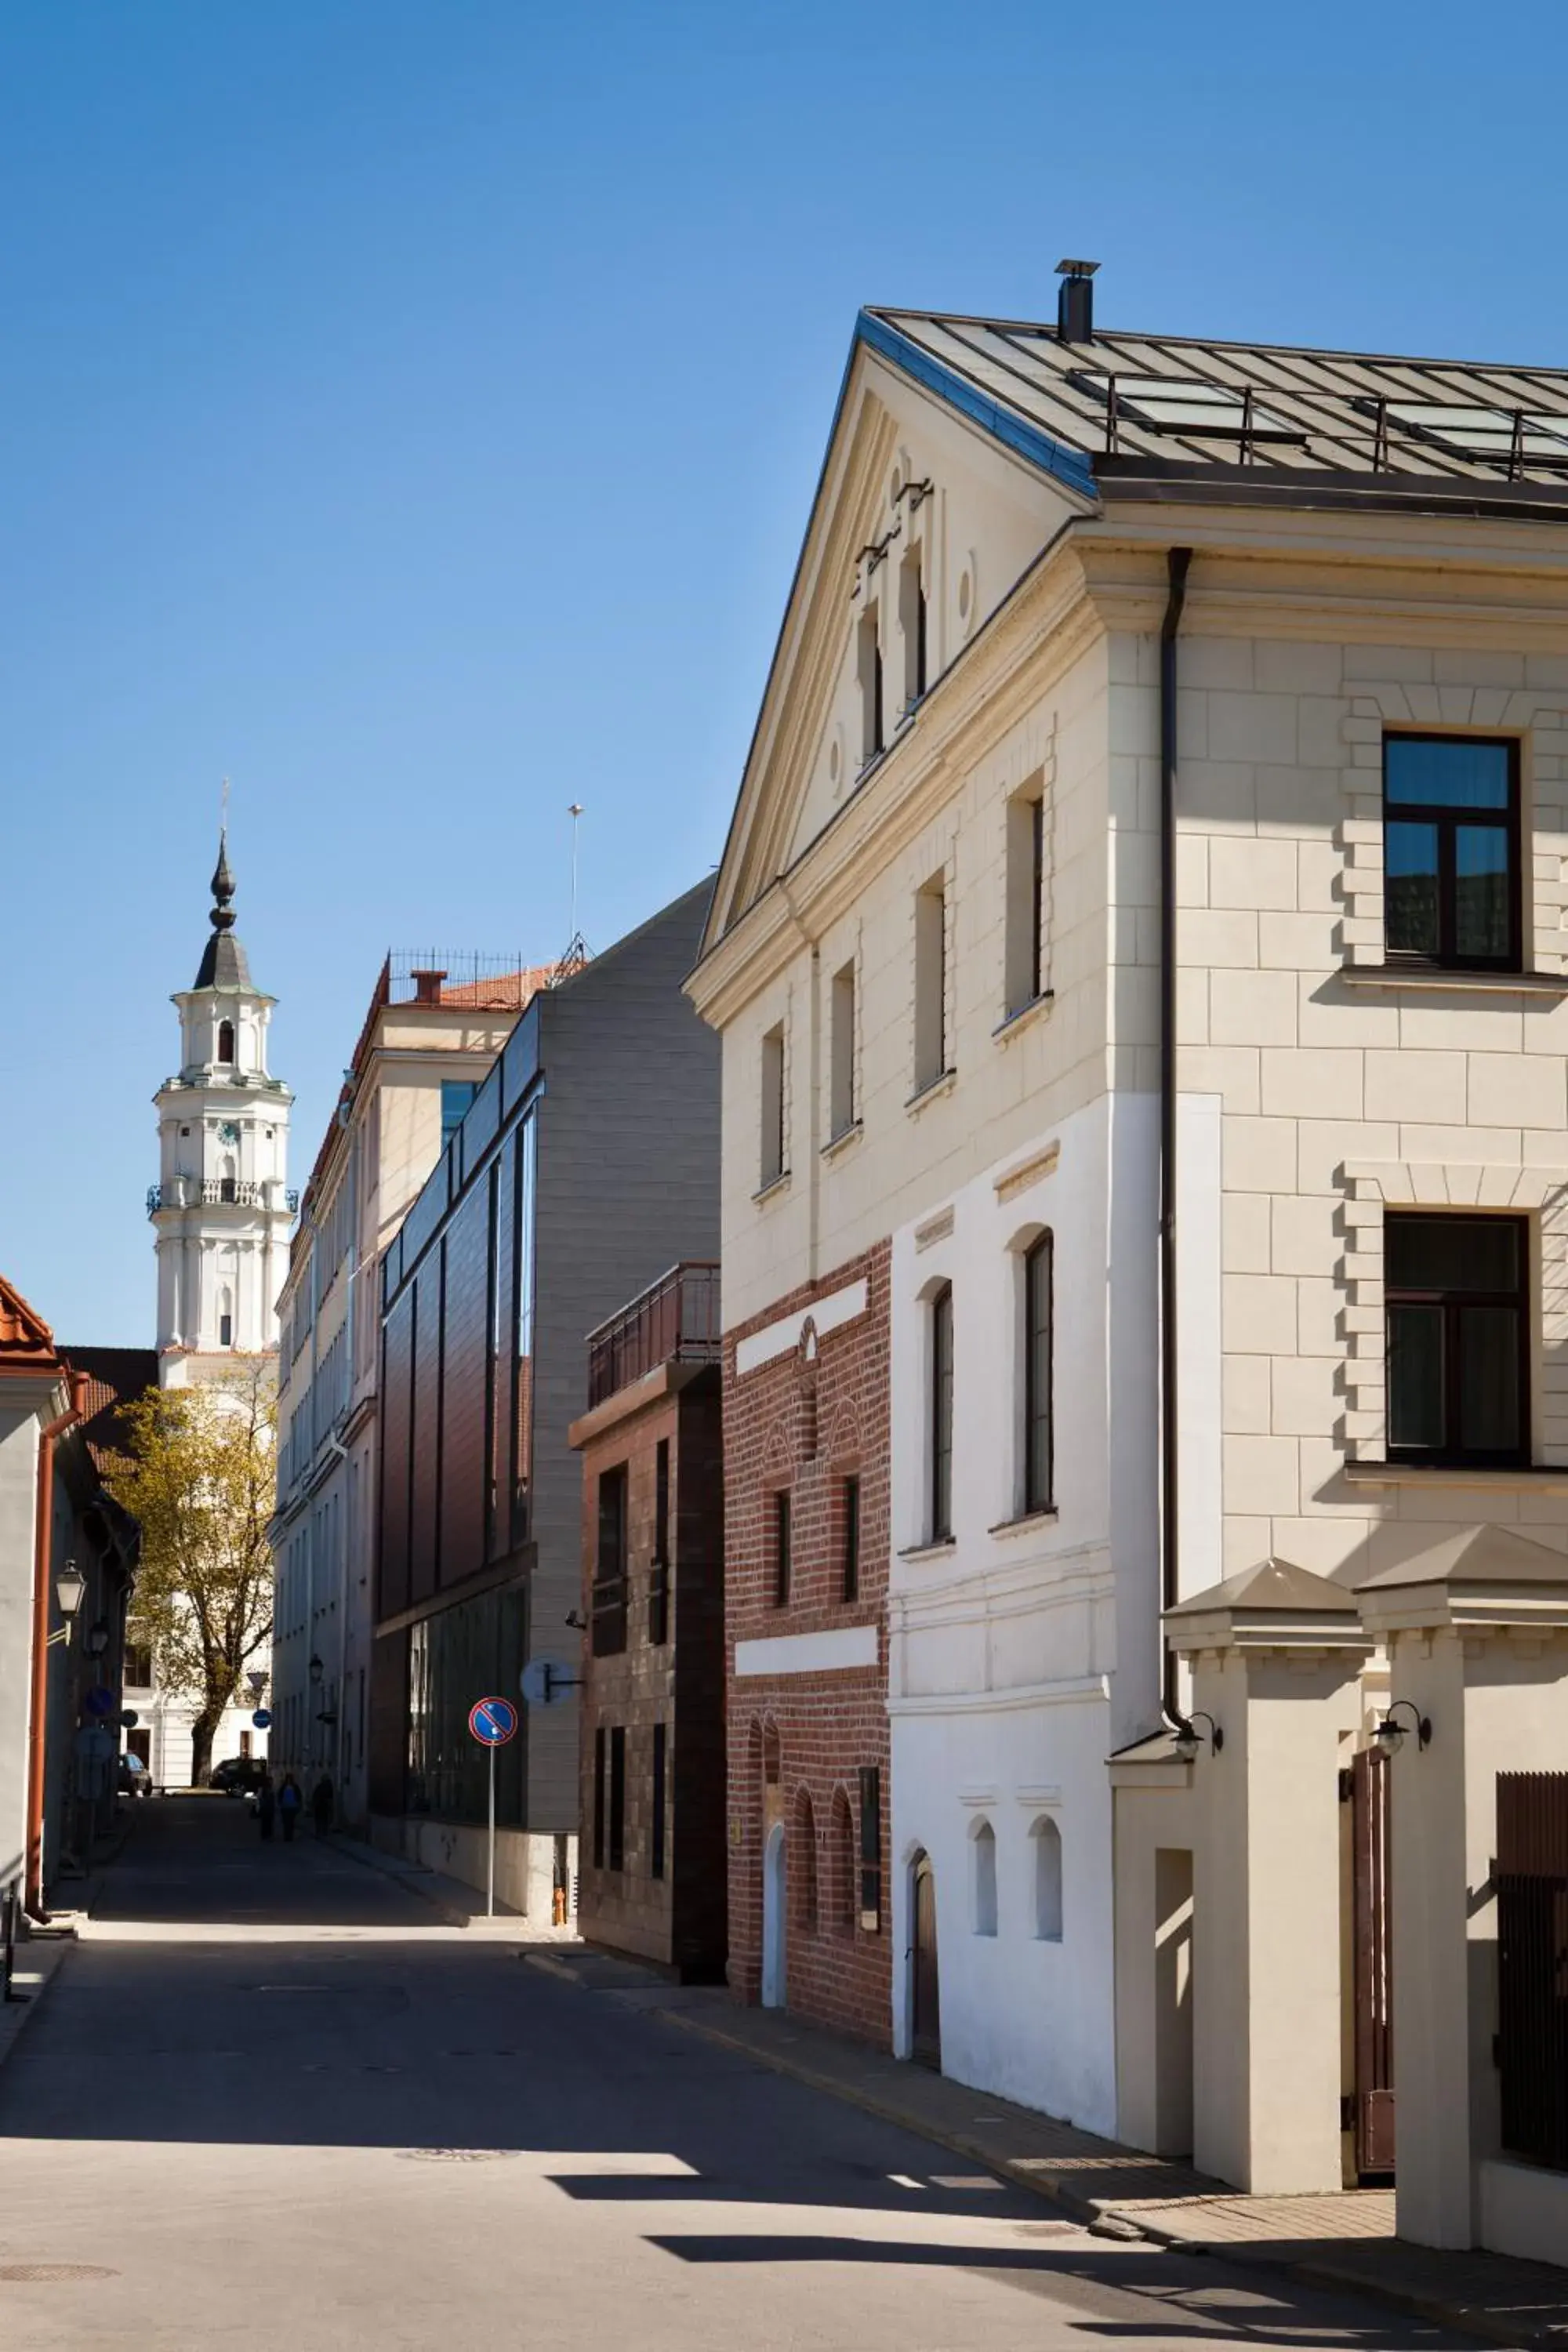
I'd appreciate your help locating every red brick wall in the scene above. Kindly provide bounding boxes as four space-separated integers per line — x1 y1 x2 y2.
724 1241 891 2045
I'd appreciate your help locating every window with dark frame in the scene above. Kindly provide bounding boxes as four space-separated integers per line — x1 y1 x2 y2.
899 546 927 712
593 1726 606 1868
649 1437 670 1645
651 1722 666 1881
593 1464 629 1655
858 607 884 763
858 1764 883 1930
930 1284 953 1542
1385 1211 1529 1467
1383 735 1521 971
841 1474 861 1602
608 1726 626 1871
773 1488 792 1606
217 1020 235 1065
1023 1234 1054 1515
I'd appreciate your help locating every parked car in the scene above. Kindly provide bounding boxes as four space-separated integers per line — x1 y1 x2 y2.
209 1757 265 1798
117 1754 151 1798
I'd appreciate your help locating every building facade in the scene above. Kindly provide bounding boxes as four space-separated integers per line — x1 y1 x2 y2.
568 1261 725 1977
269 955 545 1823
689 273 1568 2263
368 884 719 1915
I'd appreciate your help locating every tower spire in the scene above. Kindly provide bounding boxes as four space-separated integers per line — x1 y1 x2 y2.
194 792 252 991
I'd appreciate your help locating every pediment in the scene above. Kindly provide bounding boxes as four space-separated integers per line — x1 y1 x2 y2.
702 321 1094 960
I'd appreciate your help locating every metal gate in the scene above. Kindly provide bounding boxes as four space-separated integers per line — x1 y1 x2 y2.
1349 1748 1396 2178
1497 1771 1568 2171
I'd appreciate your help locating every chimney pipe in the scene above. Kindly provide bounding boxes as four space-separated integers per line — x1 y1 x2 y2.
409 969 447 1007
1055 258 1099 344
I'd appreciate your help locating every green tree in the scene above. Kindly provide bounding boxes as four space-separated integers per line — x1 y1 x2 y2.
107 1370 274 1788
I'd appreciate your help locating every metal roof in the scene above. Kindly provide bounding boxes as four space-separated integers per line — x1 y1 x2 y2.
865 308 1568 497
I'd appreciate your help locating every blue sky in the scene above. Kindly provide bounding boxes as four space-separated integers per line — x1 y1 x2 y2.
5 1 1567 1344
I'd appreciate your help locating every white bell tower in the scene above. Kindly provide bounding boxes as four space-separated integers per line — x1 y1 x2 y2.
151 830 294 1388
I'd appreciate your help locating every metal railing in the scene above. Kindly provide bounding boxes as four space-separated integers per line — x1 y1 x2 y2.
586 1262 721 1408
147 1180 299 1216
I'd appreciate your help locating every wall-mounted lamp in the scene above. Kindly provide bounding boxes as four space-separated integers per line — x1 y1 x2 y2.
1173 1711 1224 1762
1373 1699 1432 1757
308 1654 325 1688
85 1618 110 1660
47 1559 88 1646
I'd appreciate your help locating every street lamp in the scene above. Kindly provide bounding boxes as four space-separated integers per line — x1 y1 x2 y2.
85 1618 110 1660
55 1561 87 1621
1172 1711 1225 1763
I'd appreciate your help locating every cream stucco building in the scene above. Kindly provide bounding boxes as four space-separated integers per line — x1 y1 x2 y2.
689 269 1568 2266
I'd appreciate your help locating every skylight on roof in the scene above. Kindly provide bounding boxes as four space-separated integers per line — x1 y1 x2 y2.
1381 401 1568 462
1076 372 1305 441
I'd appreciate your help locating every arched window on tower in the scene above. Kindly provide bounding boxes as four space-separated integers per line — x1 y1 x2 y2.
217 1019 235 1065
220 1286 234 1349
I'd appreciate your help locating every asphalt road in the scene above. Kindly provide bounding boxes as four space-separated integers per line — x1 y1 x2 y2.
0 1800 1480 2351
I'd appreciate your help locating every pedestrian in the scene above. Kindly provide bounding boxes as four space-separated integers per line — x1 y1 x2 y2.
256 1771 276 1842
278 1773 303 1842
311 1772 334 1838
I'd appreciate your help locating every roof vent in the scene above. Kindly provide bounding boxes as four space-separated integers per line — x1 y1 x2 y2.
1056 258 1098 344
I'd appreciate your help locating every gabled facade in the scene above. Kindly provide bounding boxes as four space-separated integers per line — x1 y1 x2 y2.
689 271 1568 2262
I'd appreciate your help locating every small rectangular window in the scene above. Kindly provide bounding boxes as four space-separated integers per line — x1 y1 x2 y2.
760 1022 786 1189
773 1489 792 1606
1385 1212 1528 1467
1024 1235 1054 1514
913 873 948 1093
858 607 884 763
930 1284 953 1542
858 1763 882 1931
651 1722 666 1881
219 1313 234 1348
1005 782 1047 1016
593 1465 629 1656
440 1079 477 1147
841 1475 861 1602
829 960 857 1139
898 547 927 712
593 1727 606 1868
608 1726 626 1871
1383 735 1520 971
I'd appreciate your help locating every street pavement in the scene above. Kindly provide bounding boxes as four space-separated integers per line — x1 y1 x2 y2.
0 1800 1488 2350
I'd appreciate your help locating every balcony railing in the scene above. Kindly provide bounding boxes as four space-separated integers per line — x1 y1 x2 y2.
586 1261 721 1408
147 1179 300 1217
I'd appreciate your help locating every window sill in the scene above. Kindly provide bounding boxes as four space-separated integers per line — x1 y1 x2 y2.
906 1069 957 1118
1339 964 1568 997
898 1538 957 1563
821 1120 863 1163
993 992 1055 1044
1344 1458 1568 1490
752 1171 792 1207
987 1507 1059 1538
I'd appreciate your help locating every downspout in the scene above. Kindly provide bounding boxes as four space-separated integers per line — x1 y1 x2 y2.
1160 548 1193 1725
25 1370 89 1920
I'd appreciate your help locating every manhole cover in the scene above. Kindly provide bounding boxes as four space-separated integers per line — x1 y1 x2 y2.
397 2149 517 2165
1 2264 119 2283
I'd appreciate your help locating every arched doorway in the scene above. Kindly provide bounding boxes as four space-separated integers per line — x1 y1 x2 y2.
762 1820 788 2008
910 1849 940 2067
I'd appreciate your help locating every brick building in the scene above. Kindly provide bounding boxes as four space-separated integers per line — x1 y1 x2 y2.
722 1247 891 2042
568 1262 725 1978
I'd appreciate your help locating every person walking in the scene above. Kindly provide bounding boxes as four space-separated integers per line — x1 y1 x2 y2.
256 1771 277 1842
311 1773 334 1839
278 1773 303 1842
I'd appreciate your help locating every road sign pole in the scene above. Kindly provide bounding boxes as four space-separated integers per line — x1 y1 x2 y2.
487 1740 495 1920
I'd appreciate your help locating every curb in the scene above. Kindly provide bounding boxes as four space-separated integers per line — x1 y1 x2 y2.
0 1939 76 2082
646 2001 1539 2350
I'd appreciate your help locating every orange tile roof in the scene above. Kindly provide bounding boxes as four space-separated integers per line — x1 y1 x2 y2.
0 1275 60 1370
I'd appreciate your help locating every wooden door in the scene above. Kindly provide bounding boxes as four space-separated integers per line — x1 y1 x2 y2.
911 1852 941 2068
1350 1748 1396 2179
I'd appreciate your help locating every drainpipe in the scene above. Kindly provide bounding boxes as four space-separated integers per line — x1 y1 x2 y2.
25 1370 89 1920
1160 549 1193 1724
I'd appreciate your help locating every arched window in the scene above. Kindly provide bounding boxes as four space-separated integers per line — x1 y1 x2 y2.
832 1788 856 1937
1023 1233 1054 1514
219 1286 234 1350
1033 1816 1064 1941
972 1817 997 1936
217 1019 235 1065
794 1791 818 1936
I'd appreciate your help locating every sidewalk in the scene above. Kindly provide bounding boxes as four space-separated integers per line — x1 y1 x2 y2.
329 1829 583 1940
527 1950 1568 2350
